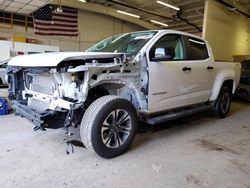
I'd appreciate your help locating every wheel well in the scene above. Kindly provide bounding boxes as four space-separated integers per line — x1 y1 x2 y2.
72 86 110 126
89 86 110 98
222 80 233 92
84 86 110 109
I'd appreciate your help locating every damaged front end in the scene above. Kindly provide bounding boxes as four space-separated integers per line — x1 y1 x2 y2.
7 53 127 130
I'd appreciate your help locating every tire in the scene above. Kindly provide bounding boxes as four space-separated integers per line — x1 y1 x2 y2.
0 78 3 85
213 86 232 118
80 95 138 158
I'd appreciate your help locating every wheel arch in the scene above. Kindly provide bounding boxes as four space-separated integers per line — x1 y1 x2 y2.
222 80 234 92
86 81 142 110
209 78 235 101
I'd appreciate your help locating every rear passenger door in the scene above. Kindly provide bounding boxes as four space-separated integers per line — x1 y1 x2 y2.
147 33 215 113
184 35 215 100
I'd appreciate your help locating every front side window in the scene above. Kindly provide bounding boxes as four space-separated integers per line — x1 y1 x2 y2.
87 31 157 54
149 34 185 61
187 37 209 60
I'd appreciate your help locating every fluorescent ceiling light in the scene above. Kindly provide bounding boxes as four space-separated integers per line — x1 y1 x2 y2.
156 1 180 11
78 0 86 2
150 20 168 27
117 10 140 18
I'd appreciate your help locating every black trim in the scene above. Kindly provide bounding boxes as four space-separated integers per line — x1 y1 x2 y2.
143 103 211 125
13 101 54 127
177 10 202 32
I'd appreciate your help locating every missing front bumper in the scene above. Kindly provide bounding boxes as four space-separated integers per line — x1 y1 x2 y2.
13 101 65 129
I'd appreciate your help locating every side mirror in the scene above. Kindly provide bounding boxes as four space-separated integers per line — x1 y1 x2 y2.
150 47 174 61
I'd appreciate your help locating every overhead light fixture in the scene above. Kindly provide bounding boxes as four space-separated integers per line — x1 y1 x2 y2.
78 0 86 2
150 20 168 27
156 1 180 11
117 10 140 18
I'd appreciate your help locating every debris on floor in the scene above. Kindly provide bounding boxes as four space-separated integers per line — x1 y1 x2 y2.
197 139 239 155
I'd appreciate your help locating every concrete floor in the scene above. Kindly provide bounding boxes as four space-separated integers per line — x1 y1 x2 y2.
0 88 250 188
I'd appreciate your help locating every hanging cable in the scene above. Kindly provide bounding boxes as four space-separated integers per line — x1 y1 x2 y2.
177 9 202 32
106 0 173 21
105 0 202 32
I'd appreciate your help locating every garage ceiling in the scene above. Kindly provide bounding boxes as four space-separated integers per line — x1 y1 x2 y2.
86 0 205 34
0 0 52 15
0 0 249 34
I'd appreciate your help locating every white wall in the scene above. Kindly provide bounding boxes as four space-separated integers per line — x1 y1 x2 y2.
203 0 250 61
0 40 59 59
77 11 144 50
0 9 145 52
0 45 10 61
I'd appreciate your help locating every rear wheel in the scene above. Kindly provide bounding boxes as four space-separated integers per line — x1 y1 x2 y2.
213 86 231 118
80 95 138 158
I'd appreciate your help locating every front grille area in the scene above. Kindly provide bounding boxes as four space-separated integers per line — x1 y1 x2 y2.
29 74 53 95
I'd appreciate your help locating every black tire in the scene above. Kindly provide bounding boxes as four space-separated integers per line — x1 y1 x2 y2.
213 86 232 118
0 78 3 85
80 95 138 158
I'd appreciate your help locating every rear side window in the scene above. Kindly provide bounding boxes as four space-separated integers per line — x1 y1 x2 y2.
187 37 209 60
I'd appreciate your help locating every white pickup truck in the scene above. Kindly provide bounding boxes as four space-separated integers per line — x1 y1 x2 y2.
7 30 241 158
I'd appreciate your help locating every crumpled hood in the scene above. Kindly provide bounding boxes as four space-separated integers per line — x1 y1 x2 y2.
8 52 124 67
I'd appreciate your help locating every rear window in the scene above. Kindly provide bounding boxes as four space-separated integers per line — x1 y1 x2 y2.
187 37 209 60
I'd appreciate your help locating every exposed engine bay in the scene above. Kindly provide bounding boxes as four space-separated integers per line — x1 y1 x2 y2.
7 52 149 129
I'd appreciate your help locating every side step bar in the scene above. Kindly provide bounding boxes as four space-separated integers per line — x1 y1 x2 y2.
144 105 212 125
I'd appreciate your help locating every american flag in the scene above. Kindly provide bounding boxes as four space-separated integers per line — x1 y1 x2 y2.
33 5 78 37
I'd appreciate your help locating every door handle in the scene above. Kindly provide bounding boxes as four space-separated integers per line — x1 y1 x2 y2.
207 66 214 70
182 67 192 72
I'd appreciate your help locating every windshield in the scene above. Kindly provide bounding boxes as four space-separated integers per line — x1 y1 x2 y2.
87 31 157 54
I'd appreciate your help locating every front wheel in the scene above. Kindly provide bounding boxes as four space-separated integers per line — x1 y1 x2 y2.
80 95 138 158
212 86 232 118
